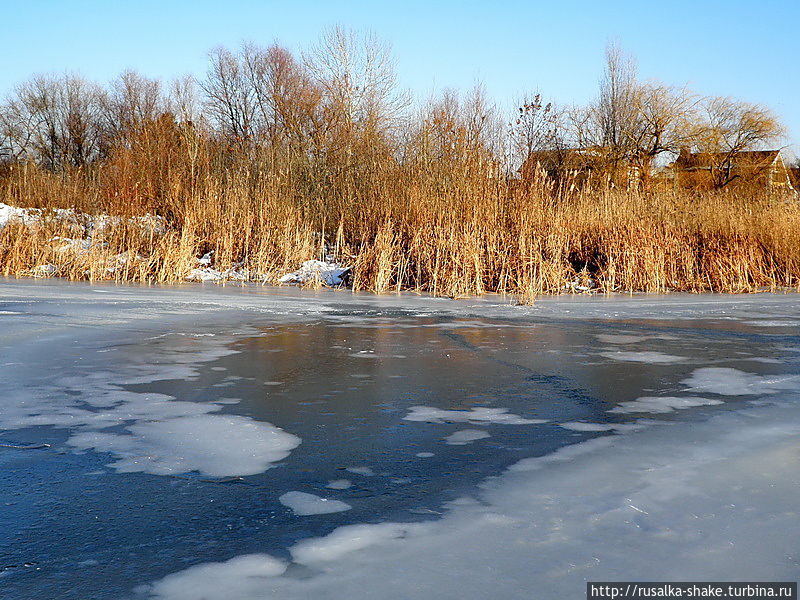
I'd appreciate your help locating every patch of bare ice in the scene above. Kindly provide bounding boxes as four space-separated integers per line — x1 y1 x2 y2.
595 334 651 344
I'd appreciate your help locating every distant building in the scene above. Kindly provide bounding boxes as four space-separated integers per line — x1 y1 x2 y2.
669 149 795 194
519 147 646 190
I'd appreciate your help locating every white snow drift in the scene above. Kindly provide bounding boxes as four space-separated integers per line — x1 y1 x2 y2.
279 260 350 286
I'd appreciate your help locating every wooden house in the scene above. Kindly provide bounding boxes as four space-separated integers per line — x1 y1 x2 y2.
519 147 646 190
669 149 795 193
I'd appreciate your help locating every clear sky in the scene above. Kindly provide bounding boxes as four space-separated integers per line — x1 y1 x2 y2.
4 0 799 155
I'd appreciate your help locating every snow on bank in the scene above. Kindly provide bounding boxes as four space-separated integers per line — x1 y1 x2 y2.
186 266 249 283
279 260 351 286
145 393 800 600
0 199 353 286
0 201 165 234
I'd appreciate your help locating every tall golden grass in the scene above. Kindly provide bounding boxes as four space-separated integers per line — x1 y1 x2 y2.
2 147 799 302
2 35 797 301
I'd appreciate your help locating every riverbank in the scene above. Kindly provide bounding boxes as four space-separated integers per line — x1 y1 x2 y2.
3 170 800 303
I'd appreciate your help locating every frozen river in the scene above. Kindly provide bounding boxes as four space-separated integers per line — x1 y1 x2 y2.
1 279 798 599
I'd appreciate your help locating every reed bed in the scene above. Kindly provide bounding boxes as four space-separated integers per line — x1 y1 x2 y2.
2 153 799 302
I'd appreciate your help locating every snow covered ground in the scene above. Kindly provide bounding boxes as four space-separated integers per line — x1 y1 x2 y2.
1 279 798 599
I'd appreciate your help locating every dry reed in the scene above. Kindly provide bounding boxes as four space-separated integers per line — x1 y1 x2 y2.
2 152 799 302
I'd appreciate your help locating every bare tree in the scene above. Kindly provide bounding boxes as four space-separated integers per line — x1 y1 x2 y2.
594 43 639 157
510 93 568 177
303 26 407 155
696 96 785 187
98 70 164 157
202 47 257 145
103 70 162 131
1 74 103 170
168 75 200 124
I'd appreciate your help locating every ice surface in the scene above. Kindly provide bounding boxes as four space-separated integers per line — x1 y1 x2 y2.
599 350 685 364
147 554 287 600
445 429 490 445
149 398 800 599
279 491 352 515
4 280 800 599
404 406 546 425
0 331 299 477
682 367 800 395
608 396 724 414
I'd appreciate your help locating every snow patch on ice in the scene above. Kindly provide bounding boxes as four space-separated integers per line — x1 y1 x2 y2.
279 491 352 516
326 479 352 490
744 320 800 327
290 523 420 566
682 367 800 396
599 350 685 364
609 396 724 414
148 400 800 598
147 554 287 600
69 415 299 477
404 406 546 425
445 429 490 445
345 466 375 476
0 335 299 477
559 421 645 432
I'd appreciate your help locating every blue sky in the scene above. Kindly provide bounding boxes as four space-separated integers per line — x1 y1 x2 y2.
4 0 799 154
